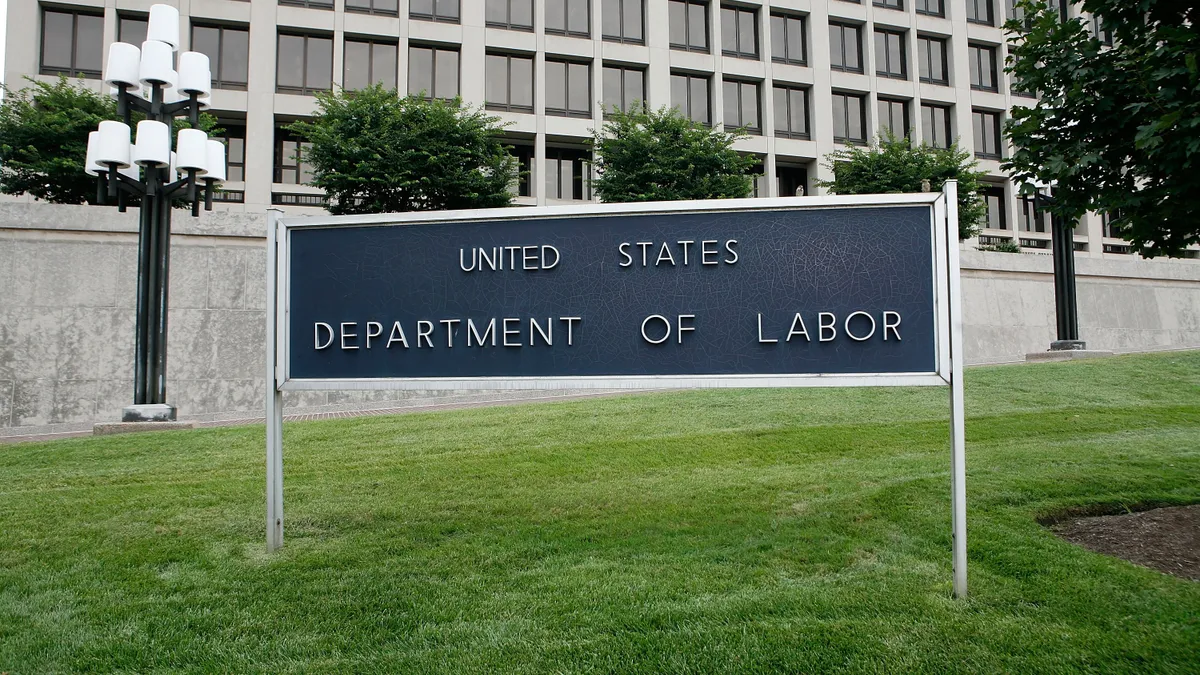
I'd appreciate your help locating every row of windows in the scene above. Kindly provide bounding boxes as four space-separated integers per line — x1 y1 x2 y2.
843 0 1030 26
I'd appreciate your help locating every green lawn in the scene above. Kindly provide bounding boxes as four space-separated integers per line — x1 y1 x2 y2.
2 352 1199 673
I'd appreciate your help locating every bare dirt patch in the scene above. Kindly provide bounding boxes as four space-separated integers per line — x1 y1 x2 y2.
1051 504 1200 581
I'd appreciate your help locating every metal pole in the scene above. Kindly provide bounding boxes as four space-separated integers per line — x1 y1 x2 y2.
944 180 968 599
134 187 154 405
265 209 285 552
154 182 173 403
1044 190 1085 349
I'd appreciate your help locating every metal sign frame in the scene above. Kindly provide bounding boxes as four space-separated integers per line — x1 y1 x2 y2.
264 183 968 597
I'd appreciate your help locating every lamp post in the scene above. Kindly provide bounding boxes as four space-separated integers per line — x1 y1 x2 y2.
1033 182 1086 351
86 4 226 422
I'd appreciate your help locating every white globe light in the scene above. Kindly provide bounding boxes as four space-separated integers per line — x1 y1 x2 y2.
139 40 175 86
85 131 103 175
104 42 141 89
205 140 227 182
132 120 171 167
177 52 212 97
95 121 132 168
147 4 180 51
176 129 209 173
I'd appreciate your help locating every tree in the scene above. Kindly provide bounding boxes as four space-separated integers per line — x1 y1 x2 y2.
289 86 517 215
1004 0 1200 257
591 105 758 202
0 76 221 205
818 133 988 239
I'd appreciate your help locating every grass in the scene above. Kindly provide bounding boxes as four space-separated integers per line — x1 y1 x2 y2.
1 352 1199 673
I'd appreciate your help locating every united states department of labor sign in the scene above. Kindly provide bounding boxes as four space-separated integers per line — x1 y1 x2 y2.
274 194 952 388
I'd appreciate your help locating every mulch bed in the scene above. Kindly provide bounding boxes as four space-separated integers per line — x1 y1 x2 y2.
1051 504 1200 581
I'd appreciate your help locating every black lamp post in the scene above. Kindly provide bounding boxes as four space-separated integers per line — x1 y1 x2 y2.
86 4 225 422
1034 185 1086 351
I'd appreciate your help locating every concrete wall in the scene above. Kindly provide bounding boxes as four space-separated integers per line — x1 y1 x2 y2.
2 202 1199 428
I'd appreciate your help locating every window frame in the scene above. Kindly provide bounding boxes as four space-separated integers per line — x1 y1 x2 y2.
602 64 646 115
345 38 399 92
279 0 335 9
972 108 1003 159
720 5 759 60
873 0 903 10
273 127 316 185
602 0 645 44
968 43 999 92
917 34 949 86
772 83 810 140
877 97 910 138
829 22 864 74
215 121 247 184
874 28 907 80
671 72 712 125
966 0 994 26
486 0 535 30
545 0 591 38
507 143 534 197
407 43 459 100
344 0 400 16
776 165 808 197
722 78 761 134
915 0 944 17
669 0 710 53
117 14 148 46
410 0 461 23
544 147 593 201
40 7 104 79
545 58 593 118
831 91 868 145
982 184 1007 230
921 102 952 149
276 33 334 95
192 23 251 91
769 12 807 66
485 52 535 113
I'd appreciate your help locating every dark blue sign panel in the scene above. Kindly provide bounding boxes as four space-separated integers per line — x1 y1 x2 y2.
286 205 936 379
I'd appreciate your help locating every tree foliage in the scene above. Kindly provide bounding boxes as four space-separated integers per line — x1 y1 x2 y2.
818 134 987 239
591 105 758 203
0 77 219 205
289 86 516 215
1004 0 1200 257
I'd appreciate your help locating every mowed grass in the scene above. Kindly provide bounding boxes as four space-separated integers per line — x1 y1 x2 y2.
2 353 1199 673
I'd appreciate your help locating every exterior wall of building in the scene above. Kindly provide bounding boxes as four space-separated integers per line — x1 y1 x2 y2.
2 202 1199 429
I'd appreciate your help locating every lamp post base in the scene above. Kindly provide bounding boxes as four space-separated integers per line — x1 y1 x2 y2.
1049 340 1088 351
122 403 179 422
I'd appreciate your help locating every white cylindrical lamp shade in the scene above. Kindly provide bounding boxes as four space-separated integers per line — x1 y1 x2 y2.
177 52 212 97
168 152 179 180
104 42 141 89
85 131 102 175
120 165 140 181
139 40 175 86
205 140 227 182
95 121 132 168
147 5 180 51
176 129 209 173
132 120 171 167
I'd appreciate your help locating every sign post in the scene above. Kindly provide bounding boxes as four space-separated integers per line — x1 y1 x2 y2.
264 185 967 597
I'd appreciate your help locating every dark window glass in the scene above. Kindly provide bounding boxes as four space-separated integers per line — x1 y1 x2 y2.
669 0 709 52
972 109 1002 158
1091 14 1113 46
274 127 315 184
408 45 458 99
277 34 333 94
671 73 710 125
878 98 909 138
874 0 902 10
546 60 592 118
193 25 251 90
546 0 590 37
603 0 644 43
921 103 951 148
485 53 534 112
829 22 862 73
874 29 907 79
831 92 867 144
969 43 998 92
279 0 334 8
216 122 247 182
508 144 533 196
917 35 949 85
344 39 398 91
966 0 994 25
770 13 806 66
777 165 808 197
118 16 147 46
722 79 760 133
487 0 534 30
345 0 399 15
603 65 645 113
545 147 592 200
773 84 809 139
1019 195 1046 233
916 0 943 16
982 185 1006 230
410 0 460 22
1101 210 1125 239
41 9 103 78
721 6 758 59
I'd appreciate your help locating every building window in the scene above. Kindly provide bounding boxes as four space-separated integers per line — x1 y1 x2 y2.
345 0 399 16
1101 210 1125 239
546 60 591 118
411 0 460 22
917 35 949 85
546 0 590 37
878 98 909 138
966 0 994 26
216 122 247 183
829 22 863 74
916 0 944 17
875 29 907 79
721 6 758 60
972 109 1002 159
279 0 334 8
118 15 147 46
982 185 1006 230
485 53 534 113
487 0 534 30
669 0 709 52
193 25 250 91
671 73 711 125
969 44 999 92
1091 15 1113 46
603 0 644 43
408 45 458 99
343 39 398 91
777 165 808 197
832 92 867 145
723 79 760 134
603 65 645 114
508 144 533 197
40 8 103 78
274 128 314 184
773 84 809 140
921 102 952 149
277 34 333 95
1019 195 1046 233
770 13 806 66
545 148 592 200
874 0 902 10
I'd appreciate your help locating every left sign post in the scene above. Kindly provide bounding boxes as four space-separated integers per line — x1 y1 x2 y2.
265 208 284 552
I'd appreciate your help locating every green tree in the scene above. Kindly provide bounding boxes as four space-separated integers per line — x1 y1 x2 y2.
591 105 758 202
289 86 517 215
818 134 987 239
1004 0 1200 257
